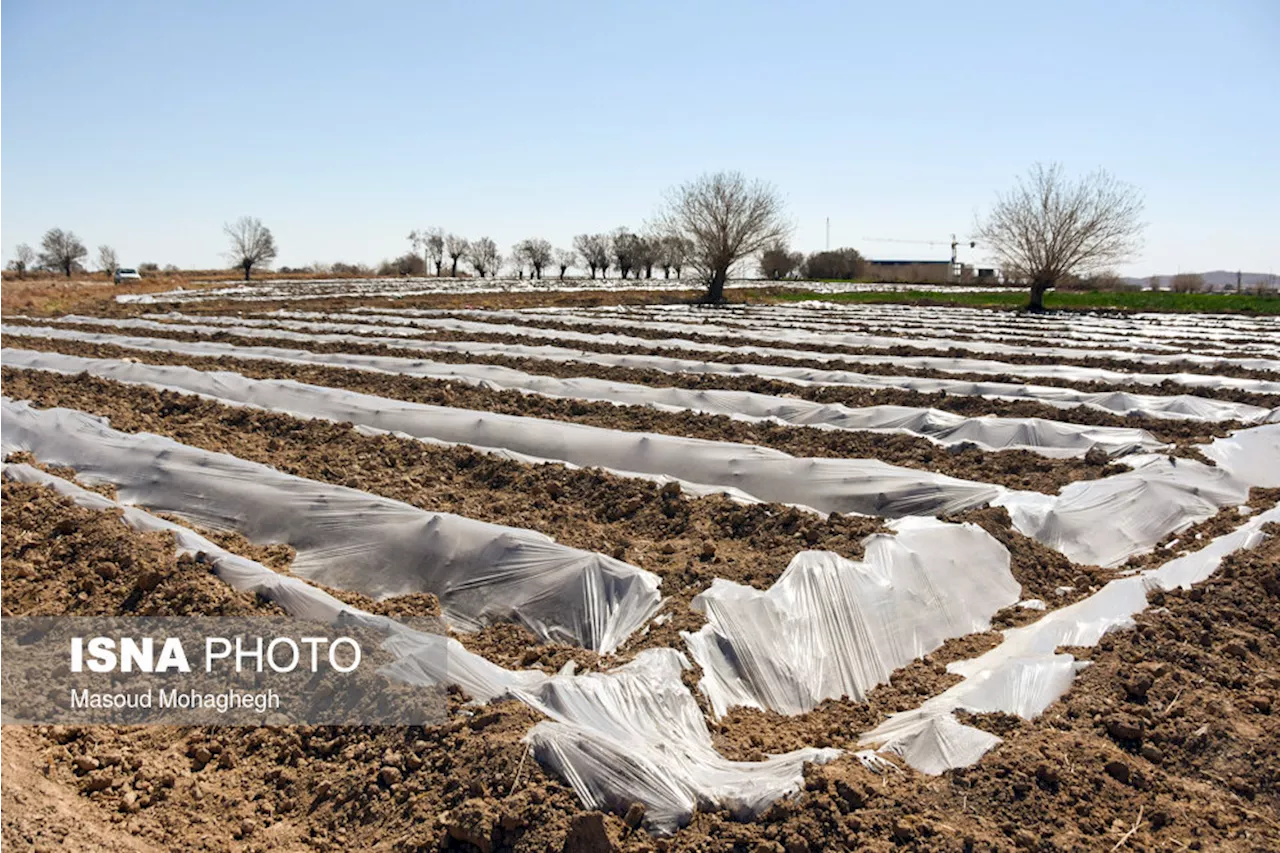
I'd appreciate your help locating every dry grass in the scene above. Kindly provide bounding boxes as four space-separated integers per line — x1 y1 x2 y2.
0 269 375 316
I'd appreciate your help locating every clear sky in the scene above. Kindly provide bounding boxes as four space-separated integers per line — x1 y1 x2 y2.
3 0 1278 276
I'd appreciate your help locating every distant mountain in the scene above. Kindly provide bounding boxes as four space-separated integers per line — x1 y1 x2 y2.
1120 271 1279 291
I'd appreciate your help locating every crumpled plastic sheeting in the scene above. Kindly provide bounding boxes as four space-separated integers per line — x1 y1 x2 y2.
25 315 1276 423
997 454 1252 568
0 398 661 653
5 463 836 832
859 505 1280 774
0 461 364 625
0 334 1166 458
0 352 1002 518
521 650 840 831
682 517 1019 717
1199 424 1280 488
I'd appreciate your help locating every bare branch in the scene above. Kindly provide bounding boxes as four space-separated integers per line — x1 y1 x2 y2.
978 163 1145 311
39 228 88 278
655 171 791 302
223 216 278 282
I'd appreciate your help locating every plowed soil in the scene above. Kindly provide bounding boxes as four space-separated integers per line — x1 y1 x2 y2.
2 335 1132 492
5 474 1280 851
6 293 1279 852
2 323 1240 448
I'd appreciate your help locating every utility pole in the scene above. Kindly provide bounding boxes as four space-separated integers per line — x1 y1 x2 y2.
825 217 830 251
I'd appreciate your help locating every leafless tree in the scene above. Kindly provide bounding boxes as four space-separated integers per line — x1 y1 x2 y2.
635 233 660 279
424 228 445 275
612 228 640 279
468 237 500 278
657 235 691 279
445 234 469 277
1147 274 1163 291
554 248 576 280
410 228 446 275
97 245 119 275
655 171 791 302
223 216 278 281
513 238 553 279
573 233 611 279
11 243 35 277
977 163 1145 312
40 228 88 278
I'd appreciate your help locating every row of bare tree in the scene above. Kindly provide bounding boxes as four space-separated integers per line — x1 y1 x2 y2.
8 230 113 278
10 167 1152 310
396 228 700 282
9 218 278 283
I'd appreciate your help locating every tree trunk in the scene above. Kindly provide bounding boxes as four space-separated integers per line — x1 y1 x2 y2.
243 262 252 281
450 259 458 277
705 269 728 303
1027 279 1052 312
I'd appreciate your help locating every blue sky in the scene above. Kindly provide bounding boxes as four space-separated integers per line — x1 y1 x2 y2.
3 0 1278 275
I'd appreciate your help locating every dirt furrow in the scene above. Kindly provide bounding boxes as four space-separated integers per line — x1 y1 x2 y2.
3 334 1139 493
2 323 1244 446
5 473 1279 850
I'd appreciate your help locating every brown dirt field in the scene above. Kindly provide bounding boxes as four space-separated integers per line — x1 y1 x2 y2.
319 308 1279 382
5 475 1280 851
2 334 1133 493
1 322 1243 449
6 288 1279 851
86 307 1273 397
0 369 892 653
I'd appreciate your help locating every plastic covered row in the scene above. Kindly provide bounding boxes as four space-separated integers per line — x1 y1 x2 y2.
1 329 1169 458
0 398 661 653
683 517 1019 716
1 351 1004 517
22 315 1276 423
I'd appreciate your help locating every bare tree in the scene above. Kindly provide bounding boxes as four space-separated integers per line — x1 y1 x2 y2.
467 237 500 278
11 243 35 277
612 228 639 279
554 248 576 280
97 245 119 276
528 238 552 279
513 238 553 279
655 171 790 302
1147 274 1163 292
408 228 447 276
223 216 278 281
657 235 691 279
573 233 611 279
635 233 659 279
445 233 469 277
978 163 1145 312
425 228 445 275
39 228 88 278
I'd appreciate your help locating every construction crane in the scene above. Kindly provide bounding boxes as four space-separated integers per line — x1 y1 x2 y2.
862 234 977 280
